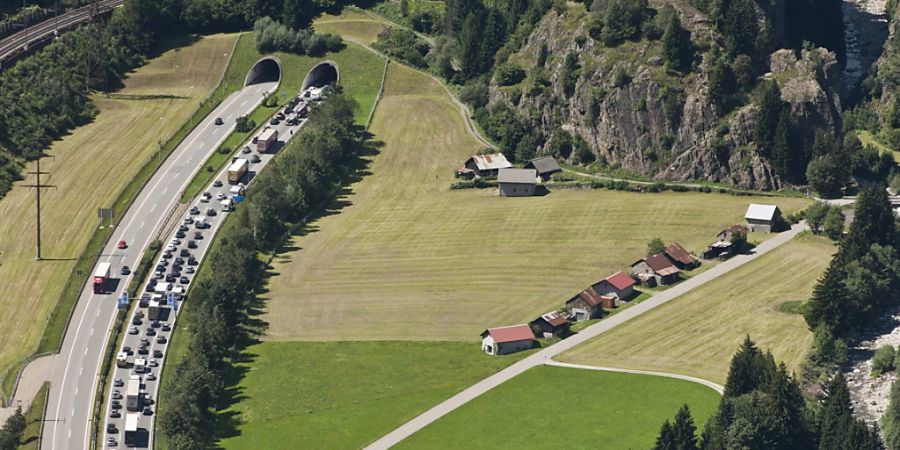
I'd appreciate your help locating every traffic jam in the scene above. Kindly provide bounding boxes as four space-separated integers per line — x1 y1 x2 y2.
102 85 328 448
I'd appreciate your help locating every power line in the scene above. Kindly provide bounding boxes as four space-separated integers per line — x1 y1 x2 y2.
22 155 56 260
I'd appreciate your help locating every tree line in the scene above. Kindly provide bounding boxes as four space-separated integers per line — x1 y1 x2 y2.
159 91 370 449
654 337 883 450
253 16 343 56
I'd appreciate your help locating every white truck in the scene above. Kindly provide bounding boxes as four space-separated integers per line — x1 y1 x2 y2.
93 262 111 294
126 378 141 411
124 413 139 446
227 158 248 184
257 128 278 153
116 352 130 368
220 197 234 212
133 358 147 375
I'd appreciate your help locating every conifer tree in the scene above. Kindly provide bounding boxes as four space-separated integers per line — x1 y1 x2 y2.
724 336 772 397
841 185 897 263
662 12 692 72
654 420 676 450
672 404 699 450
804 260 851 336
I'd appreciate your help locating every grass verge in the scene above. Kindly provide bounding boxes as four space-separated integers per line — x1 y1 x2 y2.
17 382 49 450
397 365 720 449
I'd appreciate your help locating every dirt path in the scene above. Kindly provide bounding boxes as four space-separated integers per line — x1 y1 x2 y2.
545 361 725 394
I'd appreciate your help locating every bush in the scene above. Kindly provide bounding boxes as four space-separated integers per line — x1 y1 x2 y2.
459 80 489 109
494 63 526 86
410 9 441 34
873 345 897 377
235 115 256 133
374 27 430 68
254 17 343 56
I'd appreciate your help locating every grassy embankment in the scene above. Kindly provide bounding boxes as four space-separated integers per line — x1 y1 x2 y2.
17 382 48 450
398 365 721 449
856 130 900 163
179 32 386 201
561 235 835 383
0 34 236 398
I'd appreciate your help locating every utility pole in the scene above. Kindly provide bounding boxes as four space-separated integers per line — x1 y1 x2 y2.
23 155 55 260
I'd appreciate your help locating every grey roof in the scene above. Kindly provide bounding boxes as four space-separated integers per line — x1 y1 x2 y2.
745 204 780 221
498 168 537 184
525 156 562 175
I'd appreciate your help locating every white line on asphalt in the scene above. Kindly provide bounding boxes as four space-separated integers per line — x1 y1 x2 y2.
74 388 78 396
84 347 88 355
79 367 83 375
140 221 145 229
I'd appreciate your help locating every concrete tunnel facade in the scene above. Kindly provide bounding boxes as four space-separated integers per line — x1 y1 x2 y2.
302 60 340 90
244 56 282 87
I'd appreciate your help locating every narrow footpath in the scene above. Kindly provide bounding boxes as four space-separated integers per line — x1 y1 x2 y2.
365 221 808 449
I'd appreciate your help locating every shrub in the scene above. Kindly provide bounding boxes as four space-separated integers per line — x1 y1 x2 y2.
495 63 526 86
873 345 897 377
235 115 256 133
410 9 441 34
254 17 343 56
459 80 489 109
374 27 429 68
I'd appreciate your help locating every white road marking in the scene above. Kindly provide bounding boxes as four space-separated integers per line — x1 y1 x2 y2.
140 221 145 229
90 328 94 336
74 388 78 396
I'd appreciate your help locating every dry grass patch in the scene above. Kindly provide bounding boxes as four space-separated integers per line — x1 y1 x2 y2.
560 234 835 383
314 9 387 46
0 33 236 381
261 62 811 342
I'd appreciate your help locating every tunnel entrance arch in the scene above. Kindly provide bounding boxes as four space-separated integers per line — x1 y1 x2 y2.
244 56 282 87
302 60 340 90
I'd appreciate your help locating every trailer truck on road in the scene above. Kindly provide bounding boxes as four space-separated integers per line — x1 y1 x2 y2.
126 379 141 411
257 128 278 153
227 158 248 184
93 262 111 294
124 413 139 446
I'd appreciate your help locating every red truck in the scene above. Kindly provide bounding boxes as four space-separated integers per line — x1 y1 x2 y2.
93 262 111 294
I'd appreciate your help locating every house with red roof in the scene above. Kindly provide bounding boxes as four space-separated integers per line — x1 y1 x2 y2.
480 324 535 355
663 242 698 270
592 271 637 301
631 253 681 286
565 287 614 321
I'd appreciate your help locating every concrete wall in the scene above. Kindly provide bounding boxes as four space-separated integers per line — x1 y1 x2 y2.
499 182 535 197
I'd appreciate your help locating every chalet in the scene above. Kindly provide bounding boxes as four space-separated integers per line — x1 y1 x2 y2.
591 271 636 301
702 241 733 260
631 253 681 285
717 224 748 242
530 311 571 338
565 287 615 321
524 156 562 181
481 324 535 355
745 204 783 233
663 242 698 270
498 168 538 197
462 153 512 177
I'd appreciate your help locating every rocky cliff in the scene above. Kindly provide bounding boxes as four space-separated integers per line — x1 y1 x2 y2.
488 3 843 190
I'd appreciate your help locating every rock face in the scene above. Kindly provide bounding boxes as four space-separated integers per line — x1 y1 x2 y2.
489 6 843 190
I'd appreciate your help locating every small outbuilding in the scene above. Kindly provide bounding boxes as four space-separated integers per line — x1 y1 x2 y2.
498 168 538 197
717 224 748 242
481 324 536 355
463 153 512 177
631 253 681 285
524 156 562 181
663 242 698 270
702 240 734 260
591 271 636 301
530 311 571 338
565 287 614 321
745 204 783 233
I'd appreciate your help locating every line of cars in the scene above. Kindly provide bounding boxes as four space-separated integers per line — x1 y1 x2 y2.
102 85 327 448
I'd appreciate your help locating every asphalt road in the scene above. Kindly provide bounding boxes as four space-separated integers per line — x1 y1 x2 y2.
42 81 277 450
100 91 313 449
365 222 808 450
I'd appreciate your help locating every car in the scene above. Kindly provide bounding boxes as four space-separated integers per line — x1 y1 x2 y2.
128 327 138 335
122 345 132 354
165 244 176 252
180 276 190 285
216 192 226 201
143 406 153 416
120 266 130 275
146 328 157 336
146 373 157 381
242 146 251 154
165 274 176 283
187 240 197 249
132 317 142 326
206 208 217 216
112 391 122 400
111 400 121 408
144 284 155 294
107 437 118 447
252 136 259 144
151 320 161 329
174 256 184 264
276 112 285 120
135 310 144 318
250 155 261 163
200 195 210 203
117 240 127 249
269 118 280 125
109 410 120 418
162 251 172 259
185 266 195 274
184 217 194 225
178 224 189 232
107 423 117 433
175 231 186 238
170 238 181 246
156 336 167 344
153 349 163 358
161 323 171 332
214 117 223 125
189 207 200 215
149 359 158 368
137 347 148 355
213 180 223 187
188 257 198 266
153 271 163 280
140 338 150 345
193 231 203 239
113 378 123 387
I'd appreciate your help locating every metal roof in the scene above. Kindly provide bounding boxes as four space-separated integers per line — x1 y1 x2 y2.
468 153 512 171
604 271 636 291
482 324 535 343
745 204 779 221
259 128 277 141
525 156 562 175
664 242 695 266
498 168 537 184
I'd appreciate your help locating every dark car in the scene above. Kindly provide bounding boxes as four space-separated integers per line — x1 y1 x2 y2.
178 224 189 232
164 275 176 283
156 336 167 344
187 240 197 249
137 347 149 355
252 136 259 144
206 208 217 216
213 180 223 187
175 230 186 238
144 284 155 293
180 276 190 285
174 257 184 264
189 207 200 215
161 323 171 332
193 231 202 239
180 248 190 257
131 317 142 326
269 118 280 125
143 407 153 416
151 320 161 329
250 155 261 163
107 423 117 433
242 146 251 154
214 117 223 125
146 328 156 336
188 257 198 266
120 266 130 275
111 400 121 409
162 251 172 259
113 378 124 387
109 410 121 418
276 112 285 120
146 373 157 381
121 346 132 355
153 349 164 358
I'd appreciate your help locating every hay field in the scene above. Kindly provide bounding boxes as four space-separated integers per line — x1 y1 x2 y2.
560 235 835 383
261 62 811 342
0 33 236 382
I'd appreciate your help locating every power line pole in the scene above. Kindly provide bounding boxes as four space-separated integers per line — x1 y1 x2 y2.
23 155 55 260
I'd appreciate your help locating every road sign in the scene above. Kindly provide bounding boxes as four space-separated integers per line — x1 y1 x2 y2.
97 208 114 219
281 91 287 97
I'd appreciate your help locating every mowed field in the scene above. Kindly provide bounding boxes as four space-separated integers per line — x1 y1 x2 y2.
261 62 811 342
314 8 387 45
216 341 532 449
0 34 236 385
397 365 721 449
561 235 835 383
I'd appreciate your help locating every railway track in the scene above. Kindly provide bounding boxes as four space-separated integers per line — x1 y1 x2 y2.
0 0 124 69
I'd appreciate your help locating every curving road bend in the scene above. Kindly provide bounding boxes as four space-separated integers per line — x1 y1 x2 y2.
42 80 276 450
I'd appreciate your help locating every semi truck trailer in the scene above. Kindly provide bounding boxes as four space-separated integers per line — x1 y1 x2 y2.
93 262 111 294
257 128 278 153
227 158 248 184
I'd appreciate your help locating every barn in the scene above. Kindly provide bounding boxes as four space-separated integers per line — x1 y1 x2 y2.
663 242 698 270
565 287 614 321
462 153 512 177
591 271 636 301
745 204 783 233
530 311 571 337
481 324 536 355
498 168 538 197
524 156 562 181
631 253 681 285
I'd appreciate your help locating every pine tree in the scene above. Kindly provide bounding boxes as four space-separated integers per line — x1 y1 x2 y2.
654 419 677 450
765 364 812 449
754 81 783 155
882 373 900 449
804 260 851 336
400 0 409 17
662 12 692 72
672 404 699 450
772 109 794 180
722 0 758 57
724 336 773 398
479 8 507 74
459 12 484 81
819 372 854 450
841 184 897 263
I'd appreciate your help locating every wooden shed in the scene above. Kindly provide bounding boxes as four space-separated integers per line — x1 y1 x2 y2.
663 242 698 270
530 311 571 338
498 168 537 197
631 253 681 285
745 204 783 233
524 156 562 181
481 324 535 355
565 287 613 321
591 271 636 301
463 153 512 177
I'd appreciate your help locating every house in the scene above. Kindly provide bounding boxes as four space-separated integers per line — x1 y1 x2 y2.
663 242 698 270
463 153 512 177
498 168 538 197
530 311 571 338
524 156 562 181
631 253 681 285
717 224 748 242
591 271 636 301
565 287 614 321
745 204 783 233
481 324 535 355
702 241 733 260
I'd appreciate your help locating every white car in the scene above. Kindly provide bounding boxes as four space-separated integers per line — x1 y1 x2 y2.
216 193 226 201
165 245 176 252
200 192 211 202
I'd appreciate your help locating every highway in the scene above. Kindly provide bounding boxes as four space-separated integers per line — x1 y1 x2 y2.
0 0 125 68
100 89 314 449
42 80 277 450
